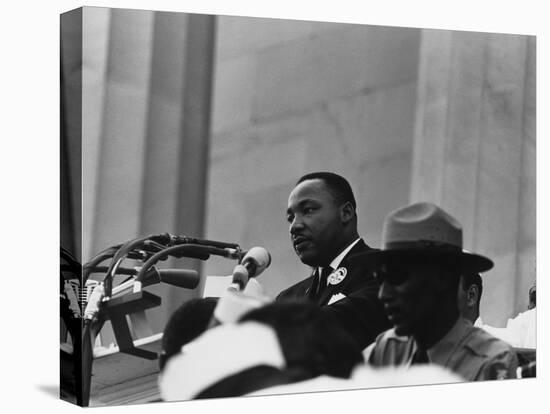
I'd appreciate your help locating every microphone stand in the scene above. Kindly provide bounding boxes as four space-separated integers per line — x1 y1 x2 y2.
78 235 243 407
79 236 162 407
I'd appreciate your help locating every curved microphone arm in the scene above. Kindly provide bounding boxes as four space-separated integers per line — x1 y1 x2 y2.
84 234 244 302
103 233 173 297
82 245 122 283
133 243 239 288
75 235 242 407
108 233 172 268
100 233 234 296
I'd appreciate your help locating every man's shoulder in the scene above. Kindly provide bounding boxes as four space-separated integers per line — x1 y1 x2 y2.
457 324 519 380
464 325 516 358
346 239 373 257
337 240 379 287
342 240 377 269
276 276 314 301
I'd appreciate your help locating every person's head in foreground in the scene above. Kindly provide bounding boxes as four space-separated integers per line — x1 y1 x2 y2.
159 297 218 372
159 301 364 400
240 301 364 380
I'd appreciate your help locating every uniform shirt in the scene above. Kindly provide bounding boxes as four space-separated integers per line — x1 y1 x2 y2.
364 317 518 381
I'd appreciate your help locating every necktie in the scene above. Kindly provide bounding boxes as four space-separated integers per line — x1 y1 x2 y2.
316 266 332 298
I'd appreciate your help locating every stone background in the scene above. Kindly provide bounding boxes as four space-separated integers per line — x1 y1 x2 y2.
62 7 535 335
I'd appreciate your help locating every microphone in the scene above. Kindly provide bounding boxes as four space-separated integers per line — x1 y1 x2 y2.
142 267 200 290
209 277 272 328
241 246 271 278
231 247 271 290
207 247 272 328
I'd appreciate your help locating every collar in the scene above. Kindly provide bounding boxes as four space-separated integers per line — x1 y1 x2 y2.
317 238 361 285
330 237 361 269
426 317 472 365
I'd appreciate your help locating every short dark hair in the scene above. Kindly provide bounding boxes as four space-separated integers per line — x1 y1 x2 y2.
240 301 363 379
460 273 483 299
296 172 357 210
160 297 218 372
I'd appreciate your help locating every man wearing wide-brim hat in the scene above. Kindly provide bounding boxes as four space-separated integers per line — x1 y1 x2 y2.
352 202 518 381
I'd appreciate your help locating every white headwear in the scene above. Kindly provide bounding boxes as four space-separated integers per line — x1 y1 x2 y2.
159 321 285 401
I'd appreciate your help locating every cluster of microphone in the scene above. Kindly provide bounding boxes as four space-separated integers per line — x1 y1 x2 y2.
134 244 271 291
63 233 272 407
79 233 271 325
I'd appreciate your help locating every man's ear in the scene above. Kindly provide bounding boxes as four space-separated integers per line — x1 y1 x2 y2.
467 285 479 307
340 201 355 224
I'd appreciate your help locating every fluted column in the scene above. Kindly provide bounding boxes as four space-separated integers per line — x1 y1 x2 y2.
411 29 536 325
79 8 215 340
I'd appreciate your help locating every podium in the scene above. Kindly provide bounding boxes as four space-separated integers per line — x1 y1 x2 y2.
61 333 163 406
60 275 234 406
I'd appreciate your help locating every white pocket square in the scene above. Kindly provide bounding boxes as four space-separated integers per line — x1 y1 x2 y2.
328 293 347 305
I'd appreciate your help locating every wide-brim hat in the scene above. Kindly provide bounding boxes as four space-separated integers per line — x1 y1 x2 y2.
350 202 493 273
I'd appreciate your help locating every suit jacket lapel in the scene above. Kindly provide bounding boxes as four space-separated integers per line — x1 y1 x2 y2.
317 240 371 305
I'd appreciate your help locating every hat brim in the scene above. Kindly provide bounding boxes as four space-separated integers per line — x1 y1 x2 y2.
349 248 494 273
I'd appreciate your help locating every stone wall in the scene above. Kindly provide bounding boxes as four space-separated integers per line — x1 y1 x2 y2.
75 9 535 331
205 18 536 325
204 16 421 297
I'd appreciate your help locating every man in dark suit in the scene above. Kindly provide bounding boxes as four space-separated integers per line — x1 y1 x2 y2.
277 172 390 349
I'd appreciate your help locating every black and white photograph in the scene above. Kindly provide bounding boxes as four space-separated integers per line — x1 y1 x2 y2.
3 1 546 414
59 2 538 408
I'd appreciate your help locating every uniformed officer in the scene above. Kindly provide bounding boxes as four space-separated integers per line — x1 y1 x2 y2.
355 202 518 381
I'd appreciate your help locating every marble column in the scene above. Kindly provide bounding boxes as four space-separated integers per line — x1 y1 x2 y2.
411 29 536 325
78 8 215 341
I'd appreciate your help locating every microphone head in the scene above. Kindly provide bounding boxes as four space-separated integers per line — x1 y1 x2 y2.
242 247 271 275
159 269 200 289
142 267 200 289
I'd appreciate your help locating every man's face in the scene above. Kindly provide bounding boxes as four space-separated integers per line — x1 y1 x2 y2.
377 261 445 336
286 179 345 267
